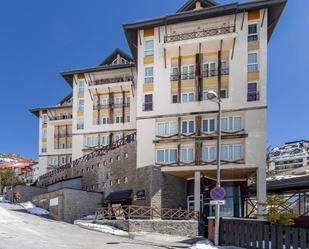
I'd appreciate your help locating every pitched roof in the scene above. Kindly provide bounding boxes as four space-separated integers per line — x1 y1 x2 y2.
123 0 287 60
177 0 218 13
60 48 134 86
98 48 133 66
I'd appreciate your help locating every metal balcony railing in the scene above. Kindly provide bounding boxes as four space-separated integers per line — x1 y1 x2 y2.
50 115 72 121
164 25 235 43
247 92 260 102
143 102 153 112
203 68 229 78
89 75 133 86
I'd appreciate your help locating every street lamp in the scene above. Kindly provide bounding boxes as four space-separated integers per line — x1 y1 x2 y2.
206 90 221 246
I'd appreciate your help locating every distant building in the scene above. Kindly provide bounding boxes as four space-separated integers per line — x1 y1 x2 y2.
268 140 309 175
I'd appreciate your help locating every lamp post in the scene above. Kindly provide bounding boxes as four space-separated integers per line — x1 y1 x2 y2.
206 90 221 246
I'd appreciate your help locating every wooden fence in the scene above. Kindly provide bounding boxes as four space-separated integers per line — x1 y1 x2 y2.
220 218 309 249
95 205 198 221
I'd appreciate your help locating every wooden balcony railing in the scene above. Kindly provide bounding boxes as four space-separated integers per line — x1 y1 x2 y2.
164 25 235 43
95 205 198 220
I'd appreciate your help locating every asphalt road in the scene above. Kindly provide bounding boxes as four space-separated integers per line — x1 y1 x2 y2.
0 203 186 249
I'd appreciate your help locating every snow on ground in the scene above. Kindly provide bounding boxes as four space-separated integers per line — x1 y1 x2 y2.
20 202 49 216
75 221 129 236
190 240 243 249
0 196 11 203
79 215 96 220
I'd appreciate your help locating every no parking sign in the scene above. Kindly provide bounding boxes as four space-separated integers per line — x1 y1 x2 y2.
210 186 226 201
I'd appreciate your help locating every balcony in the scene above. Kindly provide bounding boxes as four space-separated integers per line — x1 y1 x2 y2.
50 115 72 121
164 25 235 43
89 75 133 86
54 133 72 138
203 68 229 78
93 103 130 110
93 104 109 110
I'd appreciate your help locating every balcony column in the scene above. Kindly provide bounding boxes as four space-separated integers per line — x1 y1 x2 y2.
256 167 267 215
194 171 201 213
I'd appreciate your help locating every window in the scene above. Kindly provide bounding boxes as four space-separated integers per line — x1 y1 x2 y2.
78 99 84 111
101 116 109 125
156 148 177 163
41 144 47 153
248 52 258 72
78 80 85 92
115 116 123 124
221 144 243 160
116 155 120 161
109 180 113 186
144 40 154 56
101 135 109 145
182 120 195 134
182 65 195 80
114 96 123 107
156 122 177 136
100 97 109 107
181 92 195 103
171 67 179 81
143 94 153 111
126 114 130 123
77 117 84 130
202 146 216 161
202 119 216 133
221 117 242 131
172 94 178 104
221 61 229 75
124 177 128 183
220 89 227 99
42 115 48 124
247 82 259 101
126 96 131 107
181 148 194 162
248 23 258 42
144 66 153 83
42 128 47 138
85 135 99 147
117 179 120 184
203 62 216 77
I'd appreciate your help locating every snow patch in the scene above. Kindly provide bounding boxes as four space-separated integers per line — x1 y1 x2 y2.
21 202 49 216
190 240 243 249
80 215 96 220
75 221 128 236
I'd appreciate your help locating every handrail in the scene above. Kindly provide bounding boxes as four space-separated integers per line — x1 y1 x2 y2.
89 75 133 86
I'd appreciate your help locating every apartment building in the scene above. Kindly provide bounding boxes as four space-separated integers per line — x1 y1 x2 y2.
31 0 286 219
60 48 136 160
30 94 73 180
123 0 286 215
268 140 309 175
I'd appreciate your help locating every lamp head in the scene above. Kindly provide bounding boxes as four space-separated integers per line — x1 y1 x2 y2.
206 90 218 102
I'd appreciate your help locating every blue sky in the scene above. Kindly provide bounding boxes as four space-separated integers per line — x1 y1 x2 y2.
0 0 307 159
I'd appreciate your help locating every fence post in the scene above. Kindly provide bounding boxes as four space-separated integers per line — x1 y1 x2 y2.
277 224 283 249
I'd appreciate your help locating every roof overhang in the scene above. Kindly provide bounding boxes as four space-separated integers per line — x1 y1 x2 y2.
123 0 287 60
29 105 72 117
60 63 135 87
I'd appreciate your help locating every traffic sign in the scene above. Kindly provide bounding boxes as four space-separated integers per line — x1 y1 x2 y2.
210 200 226 206
210 186 226 200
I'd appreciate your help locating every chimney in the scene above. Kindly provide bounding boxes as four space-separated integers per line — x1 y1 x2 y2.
195 0 202 9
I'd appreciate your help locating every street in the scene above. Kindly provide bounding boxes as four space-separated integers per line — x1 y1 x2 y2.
0 204 189 249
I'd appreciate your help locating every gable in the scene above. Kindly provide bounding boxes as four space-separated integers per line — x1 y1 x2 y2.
98 48 133 66
177 0 218 13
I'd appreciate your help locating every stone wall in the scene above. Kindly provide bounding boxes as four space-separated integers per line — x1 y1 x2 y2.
96 219 198 237
47 177 82 192
32 188 103 223
5 185 47 203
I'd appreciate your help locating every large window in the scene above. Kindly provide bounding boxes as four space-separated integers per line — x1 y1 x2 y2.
78 99 84 112
181 147 194 162
247 82 259 101
248 23 258 42
156 148 177 163
144 66 154 83
181 92 195 103
221 117 242 131
85 135 99 147
182 65 195 80
221 144 243 161
156 122 177 136
248 52 258 72
202 146 216 161
182 120 195 134
144 40 154 56
202 119 216 133
77 117 84 130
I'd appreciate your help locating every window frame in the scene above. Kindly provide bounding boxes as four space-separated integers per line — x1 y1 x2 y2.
202 145 216 161
181 65 195 80
247 81 259 102
202 118 216 133
221 116 242 132
248 51 259 72
144 39 154 57
156 121 178 137
144 66 154 84
181 92 195 103
155 148 178 164
181 120 195 134
248 23 259 42
180 147 195 162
